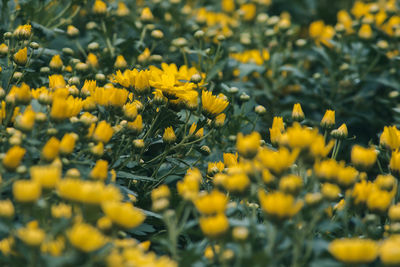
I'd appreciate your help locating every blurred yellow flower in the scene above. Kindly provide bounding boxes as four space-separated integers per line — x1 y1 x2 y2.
194 190 227 215
13 180 41 202
329 238 378 264
199 213 229 238
17 221 45 247
68 222 106 252
3 146 26 170
102 201 145 229
13 47 27 66
258 190 303 220
30 165 61 189
236 132 260 159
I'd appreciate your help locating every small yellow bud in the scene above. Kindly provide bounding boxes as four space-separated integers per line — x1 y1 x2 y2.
292 103 305 121
163 127 176 144
13 47 28 66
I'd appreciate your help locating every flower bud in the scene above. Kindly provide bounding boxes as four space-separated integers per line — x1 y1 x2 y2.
151 30 164 39
13 47 28 66
29 42 39 50
331 123 348 139
255 105 266 115
292 103 305 121
88 42 99 51
67 25 79 37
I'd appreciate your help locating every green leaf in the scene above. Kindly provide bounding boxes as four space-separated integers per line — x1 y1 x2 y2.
117 171 156 182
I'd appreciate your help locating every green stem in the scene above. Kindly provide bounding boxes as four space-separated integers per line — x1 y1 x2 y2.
101 20 115 58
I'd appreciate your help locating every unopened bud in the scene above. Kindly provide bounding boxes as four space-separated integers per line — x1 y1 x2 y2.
255 105 266 115
29 42 39 50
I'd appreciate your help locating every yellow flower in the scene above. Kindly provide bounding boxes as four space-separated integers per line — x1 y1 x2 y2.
49 74 66 89
305 193 323 206
236 132 260 159
3 146 26 170
91 142 104 156
389 204 400 221
90 160 108 181
280 122 319 150
127 114 143 134
50 96 83 120
257 147 299 175
321 109 335 129
93 121 114 143
14 24 32 39
140 7 154 21
51 203 72 219
102 201 145 229
292 103 304 121
163 127 176 144
41 236 65 257
60 133 77 155
114 55 127 69
93 0 107 15
30 165 61 189
116 2 130 17
310 136 335 158
68 222 106 252
207 161 224 175
0 43 8 55
380 126 400 150
13 47 28 66
194 190 227 215
0 237 14 256
201 90 229 118
13 180 41 202
0 199 14 218
9 82 31 104
67 25 79 37
97 216 112 231
232 226 249 241
258 190 303 220
214 113 226 127
42 137 60 161
269 116 285 144
222 0 235 12
328 238 378 264
240 3 256 21
367 188 393 213
351 145 377 169
314 159 340 181
390 150 400 173
279 175 303 195
86 53 99 68
380 236 400 265
15 107 35 132
123 102 138 121
359 24 373 39
321 183 341 201
57 179 122 204
223 153 238 167
135 70 151 94
336 166 359 187
49 55 63 70
151 185 171 202
222 173 250 193
331 123 348 139
177 168 202 200
17 221 45 247
199 213 229 238
352 180 375 205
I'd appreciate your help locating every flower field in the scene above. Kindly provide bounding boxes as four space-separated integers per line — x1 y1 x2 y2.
0 0 400 266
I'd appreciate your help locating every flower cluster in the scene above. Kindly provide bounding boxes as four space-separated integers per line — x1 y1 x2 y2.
0 0 399 266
